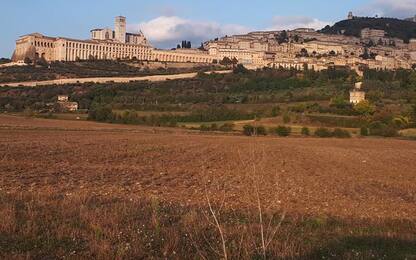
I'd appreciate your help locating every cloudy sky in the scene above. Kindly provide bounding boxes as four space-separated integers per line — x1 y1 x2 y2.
1 0 416 57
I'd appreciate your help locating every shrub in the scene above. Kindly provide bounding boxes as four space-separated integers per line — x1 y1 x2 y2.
332 128 352 138
369 121 399 137
274 126 291 137
88 105 113 122
314 127 333 138
360 127 369 136
271 106 281 117
243 124 267 136
301 127 310 136
219 123 235 132
200 124 210 131
256 126 267 136
210 123 218 131
283 114 291 124
243 125 255 136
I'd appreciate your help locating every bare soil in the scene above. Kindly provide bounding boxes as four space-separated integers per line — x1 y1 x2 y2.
1 115 416 220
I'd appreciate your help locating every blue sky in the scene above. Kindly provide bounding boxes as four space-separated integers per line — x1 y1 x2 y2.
1 0 416 58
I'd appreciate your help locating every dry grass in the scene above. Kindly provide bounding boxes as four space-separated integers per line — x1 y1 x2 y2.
0 115 416 258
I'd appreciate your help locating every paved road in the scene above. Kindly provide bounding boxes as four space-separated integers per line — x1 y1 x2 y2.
0 70 232 87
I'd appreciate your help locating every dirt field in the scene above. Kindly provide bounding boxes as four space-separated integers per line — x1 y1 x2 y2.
1 115 415 219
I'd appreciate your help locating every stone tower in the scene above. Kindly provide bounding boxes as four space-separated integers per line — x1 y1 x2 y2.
348 12 354 20
115 16 126 43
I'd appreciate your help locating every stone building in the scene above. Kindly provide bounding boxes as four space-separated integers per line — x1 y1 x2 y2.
361 28 386 43
12 16 214 64
11 16 416 72
350 82 366 104
56 95 78 112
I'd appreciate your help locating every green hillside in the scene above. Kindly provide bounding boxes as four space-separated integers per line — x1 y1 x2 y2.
320 17 416 43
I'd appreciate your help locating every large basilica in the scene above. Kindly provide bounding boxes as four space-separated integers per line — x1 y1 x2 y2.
12 16 214 64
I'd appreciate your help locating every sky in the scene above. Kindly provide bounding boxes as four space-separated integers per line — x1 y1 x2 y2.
1 0 416 58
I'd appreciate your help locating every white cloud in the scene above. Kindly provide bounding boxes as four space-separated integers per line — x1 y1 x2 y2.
128 16 250 49
267 16 332 31
357 0 416 18
128 15 333 49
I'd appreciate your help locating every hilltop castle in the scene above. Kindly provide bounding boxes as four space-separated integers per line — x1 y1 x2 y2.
11 16 416 73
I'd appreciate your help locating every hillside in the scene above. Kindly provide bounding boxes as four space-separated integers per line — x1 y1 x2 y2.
320 17 416 43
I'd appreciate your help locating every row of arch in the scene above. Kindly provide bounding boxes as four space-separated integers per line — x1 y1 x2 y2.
34 41 53 48
153 53 212 63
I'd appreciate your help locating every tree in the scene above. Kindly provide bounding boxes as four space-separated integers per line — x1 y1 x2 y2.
367 40 375 47
301 127 310 136
176 44 181 49
361 48 370 59
360 127 369 136
231 57 238 67
277 30 288 44
24 57 32 65
300 48 308 57
378 38 384 46
36 57 48 67
411 103 416 123
233 64 248 74
274 126 291 137
354 100 376 116
220 57 232 66
294 34 300 43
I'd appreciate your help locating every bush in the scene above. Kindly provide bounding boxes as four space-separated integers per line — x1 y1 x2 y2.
332 128 352 138
88 105 113 122
210 123 218 131
200 123 235 132
283 114 291 124
314 127 333 138
369 121 399 137
243 124 267 136
219 123 235 132
274 126 291 137
200 124 211 131
301 127 310 136
360 127 369 136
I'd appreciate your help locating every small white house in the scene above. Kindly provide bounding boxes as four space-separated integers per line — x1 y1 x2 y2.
350 90 366 104
57 95 69 102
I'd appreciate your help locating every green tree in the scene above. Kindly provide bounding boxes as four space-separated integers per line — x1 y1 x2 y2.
411 103 416 123
301 127 310 136
220 57 232 66
24 57 32 65
274 126 291 137
360 127 369 136
233 64 248 74
354 100 376 116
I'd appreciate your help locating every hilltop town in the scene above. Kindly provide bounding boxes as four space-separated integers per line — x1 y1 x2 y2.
10 13 416 75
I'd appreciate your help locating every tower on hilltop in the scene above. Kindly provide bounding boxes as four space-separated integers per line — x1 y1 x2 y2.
348 11 354 20
115 16 126 43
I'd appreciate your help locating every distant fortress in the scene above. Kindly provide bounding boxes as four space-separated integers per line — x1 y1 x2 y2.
12 15 416 72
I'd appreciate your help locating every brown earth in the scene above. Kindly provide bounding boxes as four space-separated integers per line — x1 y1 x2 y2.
1 114 416 220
